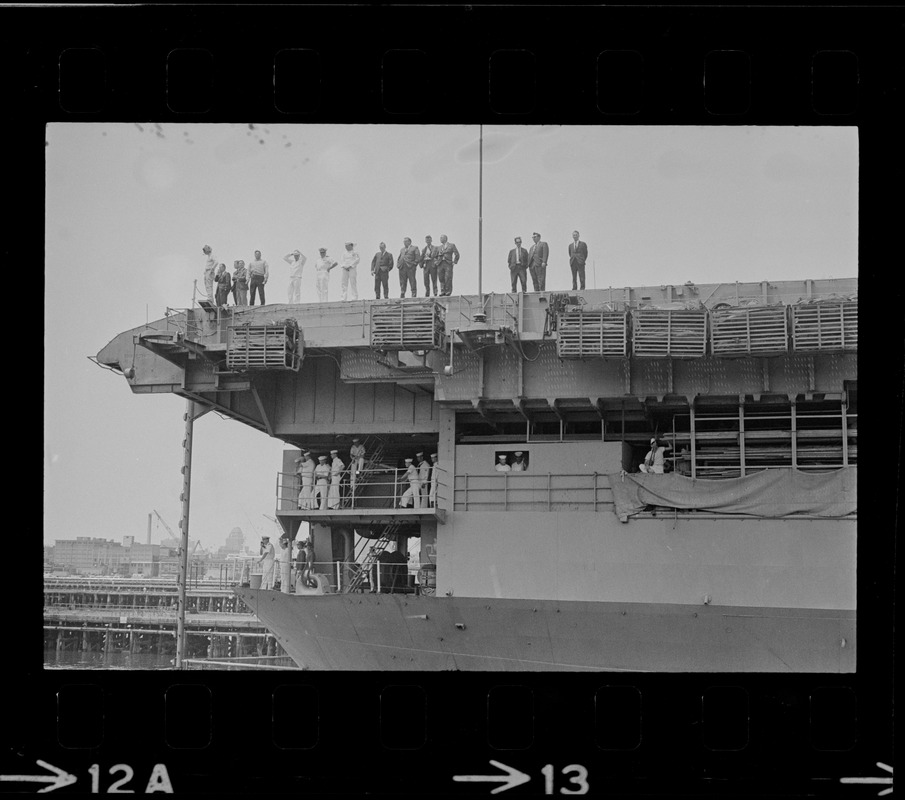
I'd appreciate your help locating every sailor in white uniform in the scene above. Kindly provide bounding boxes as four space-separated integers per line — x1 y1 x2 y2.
313 455 330 510
495 454 511 472
399 458 421 508
296 450 315 509
258 535 275 590
511 451 526 471
328 449 344 509
416 451 431 507
428 452 439 507
639 437 671 474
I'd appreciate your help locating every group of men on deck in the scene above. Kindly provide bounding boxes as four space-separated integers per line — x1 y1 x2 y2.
294 441 440 510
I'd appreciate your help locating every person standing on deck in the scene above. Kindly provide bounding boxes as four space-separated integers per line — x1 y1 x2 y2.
340 241 360 301
420 235 439 297
371 242 393 299
568 230 588 291
399 458 421 508
248 250 269 305
436 234 460 296
416 451 431 507
495 454 511 472
328 449 345 509
313 455 330 510
315 248 338 302
397 237 420 298
428 452 440 507
511 451 527 471
276 538 292 594
528 232 548 292
349 438 366 495
214 263 232 306
201 244 217 303
508 236 529 293
639 437 671 474
232 260 249 306
258 535 275 590
283 249 307 304
296 450 315 509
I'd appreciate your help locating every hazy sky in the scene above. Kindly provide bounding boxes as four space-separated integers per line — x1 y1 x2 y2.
44 123 857 549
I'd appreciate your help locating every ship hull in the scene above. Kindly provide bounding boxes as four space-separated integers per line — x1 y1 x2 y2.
235 589 855 672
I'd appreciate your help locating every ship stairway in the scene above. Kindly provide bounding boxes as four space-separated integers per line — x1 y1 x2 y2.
345 520 402 593
341 434 388 509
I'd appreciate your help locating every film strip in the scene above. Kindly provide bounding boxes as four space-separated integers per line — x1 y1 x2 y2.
11 4 899 798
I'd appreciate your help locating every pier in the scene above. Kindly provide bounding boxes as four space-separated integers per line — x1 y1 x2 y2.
44 576 291 665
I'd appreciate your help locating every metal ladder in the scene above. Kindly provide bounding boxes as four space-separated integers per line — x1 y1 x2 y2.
345 519 403 593
342 434 389 508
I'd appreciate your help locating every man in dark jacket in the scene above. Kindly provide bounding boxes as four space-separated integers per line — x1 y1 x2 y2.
569 230 589 291
371 242 394 299
508 236 529 292
528 232 549 292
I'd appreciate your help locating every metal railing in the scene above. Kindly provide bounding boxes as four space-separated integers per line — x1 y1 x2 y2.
453 472 614 512
254 560 425 595
276 467 447 512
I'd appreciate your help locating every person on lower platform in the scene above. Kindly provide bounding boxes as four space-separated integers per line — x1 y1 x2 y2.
428 452 439 507
399 458 421 508
495 454 511 472
349 438 366 494
511 451 526 471
276 538 292 594
416 451 431 507
639 437 671 474
313 455 330 509
328 449 344 509
258 535 275 590
296 450 315 509
295 539 316 589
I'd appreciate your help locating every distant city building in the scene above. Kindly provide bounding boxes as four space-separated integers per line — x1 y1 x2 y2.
52 537 127 576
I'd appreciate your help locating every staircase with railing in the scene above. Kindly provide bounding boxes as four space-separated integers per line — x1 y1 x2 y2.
341 434 388 509
345 519 404 593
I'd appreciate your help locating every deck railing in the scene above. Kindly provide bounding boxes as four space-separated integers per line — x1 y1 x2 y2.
276 466 447 513
453 472 614 512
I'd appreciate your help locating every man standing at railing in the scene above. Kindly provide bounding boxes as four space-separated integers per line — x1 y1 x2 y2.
328 449 345 509
528 232 548 292
399 458 421 508
397 237 421 298
315 247 338 302
276 538 292 594
416 451 431 507
258 536 275 590
371 242 394 300
296 450 315 509
349 438 366 494
232 260 249 306
283 249 307 304
437 234 460 297
313 455 330 510
201 244 217 303
248 250 269 305
340 241 360 301
420 235 439 297
429 452 440 507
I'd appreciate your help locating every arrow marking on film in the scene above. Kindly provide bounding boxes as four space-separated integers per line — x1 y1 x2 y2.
453 760 531 794
0 760 78 793
840 762 893 797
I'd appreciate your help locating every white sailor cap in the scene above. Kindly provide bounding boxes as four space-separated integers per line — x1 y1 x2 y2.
650 437 657 444
404 458 413 463
317 455 327 461
430 453 438 458
330 449 338 455
415 451 424 458
498 454 508 460
352 437 360 443
514 451 523 456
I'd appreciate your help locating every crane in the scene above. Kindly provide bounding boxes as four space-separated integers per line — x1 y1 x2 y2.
152 509 178 541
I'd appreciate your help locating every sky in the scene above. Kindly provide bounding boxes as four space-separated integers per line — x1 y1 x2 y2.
44 123 858 550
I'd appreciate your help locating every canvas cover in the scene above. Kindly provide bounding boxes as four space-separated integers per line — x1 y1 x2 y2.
608 467 856 521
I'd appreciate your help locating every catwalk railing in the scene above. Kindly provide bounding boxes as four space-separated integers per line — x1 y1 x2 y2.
453 472 615 512
261 559 429 595
276 466 447 513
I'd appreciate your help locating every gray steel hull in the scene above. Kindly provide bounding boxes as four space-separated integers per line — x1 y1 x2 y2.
235 589 855 672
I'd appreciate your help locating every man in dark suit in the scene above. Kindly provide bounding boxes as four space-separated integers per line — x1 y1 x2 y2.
507 236 529 292
569 230 589 291
370 241 394 299
420 235 439 297
436 234 460 296
396 237 421 298
528 232 549 292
